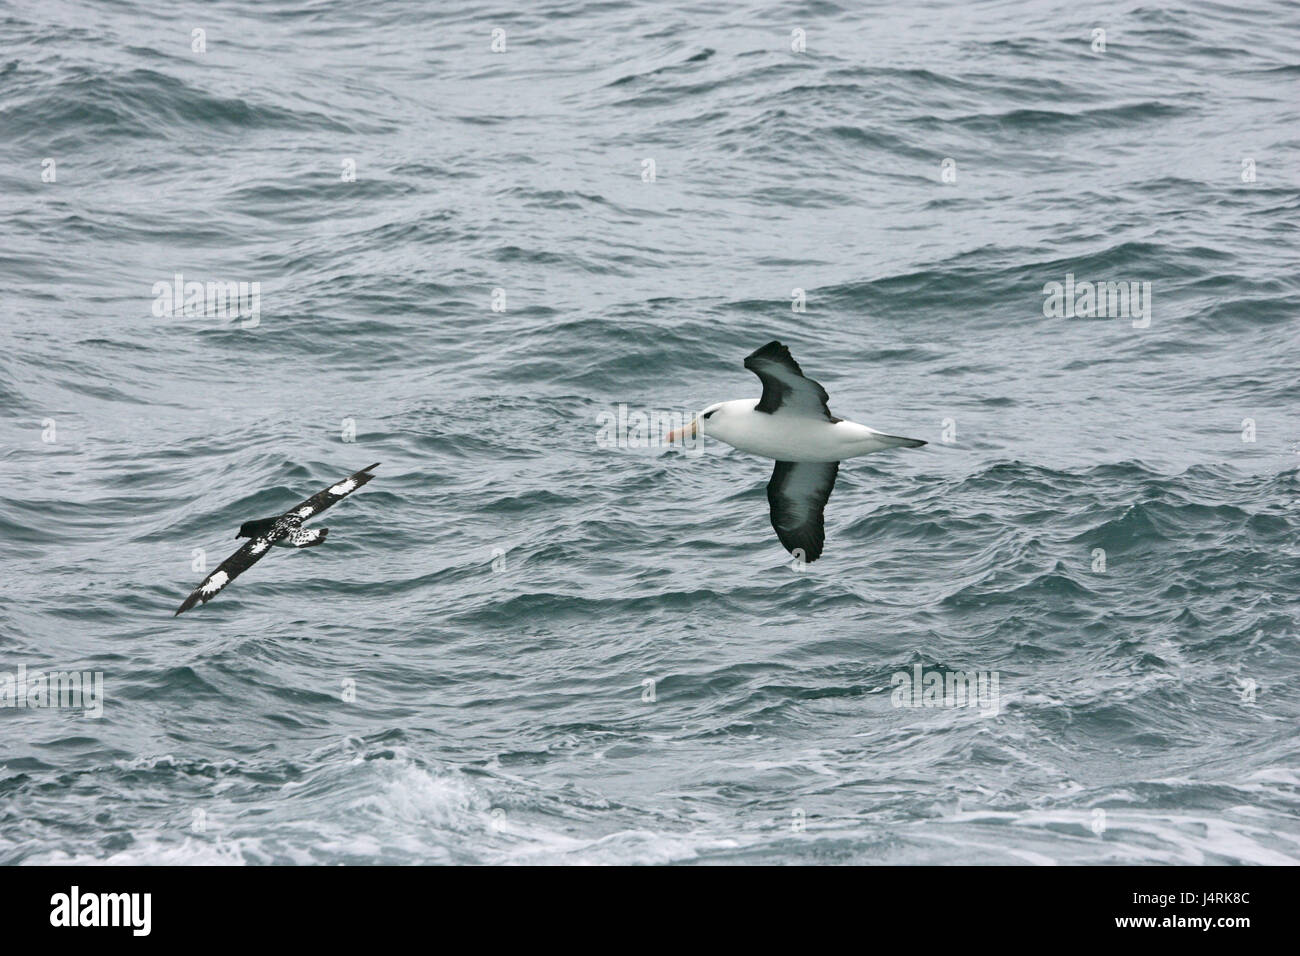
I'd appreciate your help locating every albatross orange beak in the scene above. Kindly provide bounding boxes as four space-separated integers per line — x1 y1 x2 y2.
665 419 698 443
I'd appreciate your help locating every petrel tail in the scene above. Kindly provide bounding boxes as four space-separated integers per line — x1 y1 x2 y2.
290 527 328 548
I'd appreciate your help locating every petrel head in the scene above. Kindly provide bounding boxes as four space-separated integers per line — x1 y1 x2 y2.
236 518 276 539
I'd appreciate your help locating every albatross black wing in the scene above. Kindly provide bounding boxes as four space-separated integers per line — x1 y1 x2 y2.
744 341 836 421
286 463 380 522
766 460 839 563
175 526 289 616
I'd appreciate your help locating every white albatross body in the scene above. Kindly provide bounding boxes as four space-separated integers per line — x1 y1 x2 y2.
666 341 925 562
696 398 915 463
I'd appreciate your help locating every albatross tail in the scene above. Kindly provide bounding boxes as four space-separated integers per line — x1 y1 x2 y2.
876 433 927 448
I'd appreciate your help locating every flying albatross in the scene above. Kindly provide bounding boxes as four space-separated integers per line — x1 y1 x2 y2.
666 342 924 562
174 463 379 616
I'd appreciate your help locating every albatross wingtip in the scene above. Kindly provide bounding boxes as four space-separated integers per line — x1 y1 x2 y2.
745 340 786 363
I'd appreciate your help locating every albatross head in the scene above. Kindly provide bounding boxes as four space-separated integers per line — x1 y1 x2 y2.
666 401 742 445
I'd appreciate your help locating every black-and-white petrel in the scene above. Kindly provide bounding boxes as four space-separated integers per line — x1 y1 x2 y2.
174 463 379 616
666 342 925 562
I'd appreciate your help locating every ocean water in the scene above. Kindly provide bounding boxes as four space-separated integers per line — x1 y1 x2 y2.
2 0 1299 865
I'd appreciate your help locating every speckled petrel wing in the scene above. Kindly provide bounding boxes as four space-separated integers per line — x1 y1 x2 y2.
286 463 380 522
175 525 289 616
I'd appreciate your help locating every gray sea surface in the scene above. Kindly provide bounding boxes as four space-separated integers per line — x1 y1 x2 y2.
1 0 1299 864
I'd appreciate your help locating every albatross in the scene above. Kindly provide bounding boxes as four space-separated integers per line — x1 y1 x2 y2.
174 463 379 616
666 342 924 562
